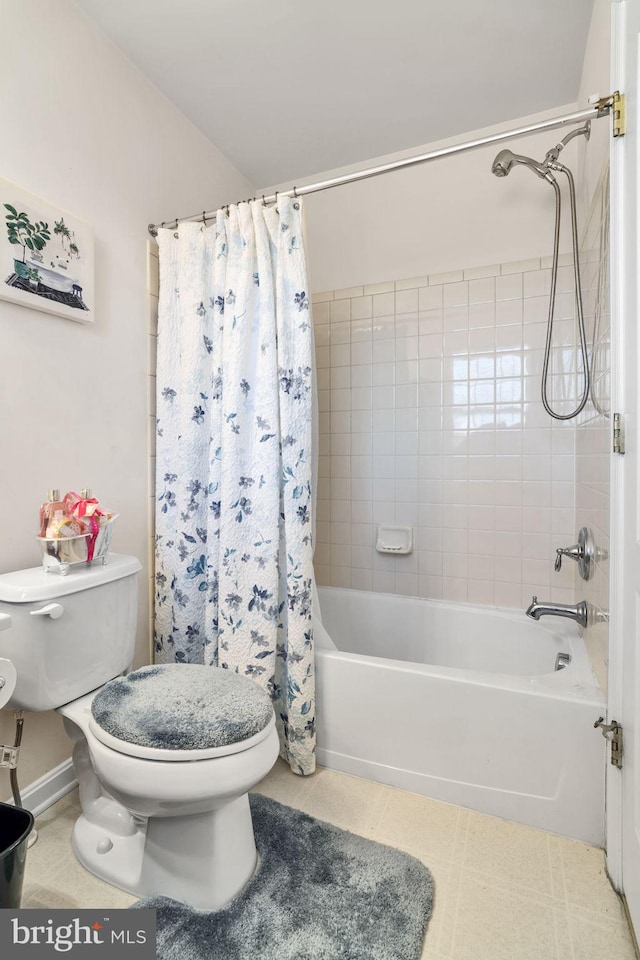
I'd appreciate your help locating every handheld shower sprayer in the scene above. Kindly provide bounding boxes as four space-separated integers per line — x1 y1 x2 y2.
491 123 591 421
491 149 556 183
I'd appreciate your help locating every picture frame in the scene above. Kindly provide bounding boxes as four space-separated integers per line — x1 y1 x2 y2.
0 177 94 323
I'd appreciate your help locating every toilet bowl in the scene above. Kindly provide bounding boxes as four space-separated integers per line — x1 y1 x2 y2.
59 680 279 910
0 556 280 910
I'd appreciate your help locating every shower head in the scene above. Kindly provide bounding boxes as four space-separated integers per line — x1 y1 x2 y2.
491 149 554 182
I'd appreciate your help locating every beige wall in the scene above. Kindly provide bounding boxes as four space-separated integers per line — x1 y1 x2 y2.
0 0 251 799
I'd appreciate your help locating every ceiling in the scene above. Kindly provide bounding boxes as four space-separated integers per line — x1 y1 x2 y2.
73 0 595 187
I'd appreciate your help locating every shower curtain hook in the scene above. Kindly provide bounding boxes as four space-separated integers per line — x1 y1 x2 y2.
275 191 279 214
292 186 300 209
201 211 207 225
262 195 267 207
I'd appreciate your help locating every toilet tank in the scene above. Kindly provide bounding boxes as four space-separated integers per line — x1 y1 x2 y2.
0 554 142 711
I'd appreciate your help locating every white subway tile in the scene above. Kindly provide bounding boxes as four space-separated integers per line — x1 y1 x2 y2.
331 365 351 390
350 296 372 320
363 281 395 295
351 365 372 388
540 251 574 269
373 338 396 363
331 320 350 344
395 288 419 313
372 315 395 339
419 285 443 310
312 291 334 303
351 317 373 342
495 299 523 325
495 273 523 300
373 291 395 316
523 269 552 298
443 281 468 307
314 324 330 347
330 344 351 367
351 341 373 365
501 257 541 275
330 298 350 323
334 285 364 300
396 315 419 339
429 269 464 285
313 301 331 324
443 305 469 331
464 263 501 280
468 277 495 303
396 275 430 290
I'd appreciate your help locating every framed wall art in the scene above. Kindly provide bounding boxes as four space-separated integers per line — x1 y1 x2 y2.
0 177 94 323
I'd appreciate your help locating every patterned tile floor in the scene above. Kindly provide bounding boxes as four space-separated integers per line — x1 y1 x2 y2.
21 761 637 959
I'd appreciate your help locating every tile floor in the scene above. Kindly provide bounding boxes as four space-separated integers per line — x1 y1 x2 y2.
21 762 637 960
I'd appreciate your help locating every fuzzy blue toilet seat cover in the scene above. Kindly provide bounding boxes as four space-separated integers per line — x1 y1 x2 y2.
90 664 274 751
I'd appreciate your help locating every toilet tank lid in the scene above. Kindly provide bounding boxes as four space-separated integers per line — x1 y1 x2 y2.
0 554 142 603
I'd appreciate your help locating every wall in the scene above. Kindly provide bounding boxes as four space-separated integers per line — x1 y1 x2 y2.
575 172 610 695
0 0 251 799
312 256 578 607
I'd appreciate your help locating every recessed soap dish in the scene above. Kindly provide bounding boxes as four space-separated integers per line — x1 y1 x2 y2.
376 525 413 555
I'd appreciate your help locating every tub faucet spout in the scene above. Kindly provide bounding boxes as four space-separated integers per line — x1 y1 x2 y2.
526 596 588 628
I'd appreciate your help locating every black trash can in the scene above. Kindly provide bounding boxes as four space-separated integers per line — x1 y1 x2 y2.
0 801 34 908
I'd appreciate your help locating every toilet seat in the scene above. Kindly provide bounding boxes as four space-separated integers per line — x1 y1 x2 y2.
88 713 276 761
90 663 275 759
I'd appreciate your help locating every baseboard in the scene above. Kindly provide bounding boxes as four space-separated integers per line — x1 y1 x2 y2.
4 758 77 817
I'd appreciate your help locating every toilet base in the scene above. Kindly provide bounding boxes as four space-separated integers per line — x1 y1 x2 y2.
72 793 258 910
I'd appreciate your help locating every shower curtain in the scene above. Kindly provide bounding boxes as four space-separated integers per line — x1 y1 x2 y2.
154 197 315 775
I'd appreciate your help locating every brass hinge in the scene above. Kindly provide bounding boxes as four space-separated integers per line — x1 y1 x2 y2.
613 413 625 454
594 91 626 136
594 717 623 768
0 743 20 769
613 92 626 137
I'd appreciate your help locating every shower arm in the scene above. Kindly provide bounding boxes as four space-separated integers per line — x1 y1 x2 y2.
544 122 591 166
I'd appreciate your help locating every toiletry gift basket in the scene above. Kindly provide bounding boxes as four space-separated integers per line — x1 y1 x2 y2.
37 489 117 574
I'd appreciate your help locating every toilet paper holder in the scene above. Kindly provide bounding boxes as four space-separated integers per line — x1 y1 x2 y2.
375 525 413 555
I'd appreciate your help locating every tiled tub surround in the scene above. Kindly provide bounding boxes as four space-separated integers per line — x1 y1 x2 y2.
313 257 583 608
575 172 610 695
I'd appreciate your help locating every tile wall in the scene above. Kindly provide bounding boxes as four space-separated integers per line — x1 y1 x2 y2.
312 257 584 609
575 172 610 695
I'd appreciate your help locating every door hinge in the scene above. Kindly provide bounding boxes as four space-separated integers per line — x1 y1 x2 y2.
613 413 625 454
594 717 623 768
594 91 626 137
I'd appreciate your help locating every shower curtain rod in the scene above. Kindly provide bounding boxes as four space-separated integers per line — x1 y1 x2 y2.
148 96 620 237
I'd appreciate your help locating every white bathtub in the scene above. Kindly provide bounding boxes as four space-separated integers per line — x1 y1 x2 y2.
314 587 606 845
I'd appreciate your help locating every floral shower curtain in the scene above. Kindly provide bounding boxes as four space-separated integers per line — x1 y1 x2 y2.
154 197 315 775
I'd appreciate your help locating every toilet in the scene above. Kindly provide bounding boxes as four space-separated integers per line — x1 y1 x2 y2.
0 554 280 909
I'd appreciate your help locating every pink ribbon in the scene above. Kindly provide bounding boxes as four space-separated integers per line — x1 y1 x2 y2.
63 492 104 561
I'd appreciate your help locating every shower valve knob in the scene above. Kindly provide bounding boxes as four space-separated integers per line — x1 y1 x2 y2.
554 528 595 581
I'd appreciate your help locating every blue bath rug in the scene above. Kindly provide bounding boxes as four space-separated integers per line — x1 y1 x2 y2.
133 793 434 959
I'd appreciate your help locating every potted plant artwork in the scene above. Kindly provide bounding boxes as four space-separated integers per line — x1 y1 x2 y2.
0 177 94 323
4 206 50 279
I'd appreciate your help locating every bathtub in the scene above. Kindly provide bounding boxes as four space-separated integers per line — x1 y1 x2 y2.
314 586 606 845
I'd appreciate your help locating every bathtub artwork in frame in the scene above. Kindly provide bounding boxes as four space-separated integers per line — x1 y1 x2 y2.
0 177 94 323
